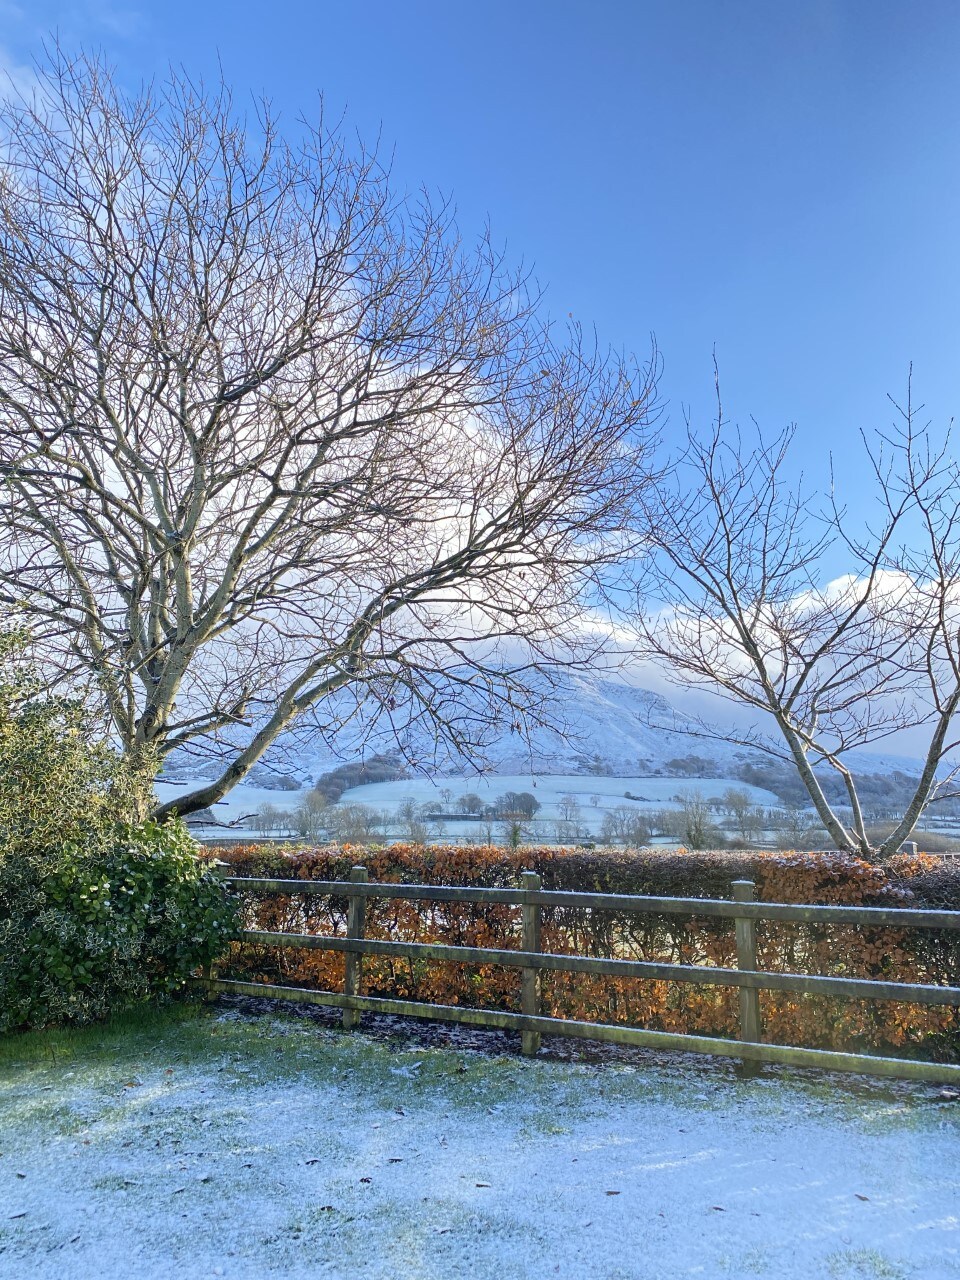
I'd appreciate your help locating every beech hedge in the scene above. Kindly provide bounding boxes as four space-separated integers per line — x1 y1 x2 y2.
211 843 960 1061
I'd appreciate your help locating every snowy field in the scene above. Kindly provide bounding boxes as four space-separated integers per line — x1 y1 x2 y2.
154 772 779 840
333 772 779 815
2 1005 958 1279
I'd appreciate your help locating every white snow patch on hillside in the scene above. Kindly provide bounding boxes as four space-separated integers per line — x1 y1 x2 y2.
156 673 765 791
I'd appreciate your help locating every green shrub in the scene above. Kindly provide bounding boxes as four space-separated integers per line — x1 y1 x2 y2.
0 819 238 1032
0 625 238 1031
0 626 153 854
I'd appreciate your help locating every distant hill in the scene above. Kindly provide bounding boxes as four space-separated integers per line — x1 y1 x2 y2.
161 671 763 787
159 666 940 799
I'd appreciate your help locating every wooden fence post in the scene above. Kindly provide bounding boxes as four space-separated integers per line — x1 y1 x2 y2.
343 865 368 1030
732 879 762 1073
520 870 542 1056
201 859 229 1001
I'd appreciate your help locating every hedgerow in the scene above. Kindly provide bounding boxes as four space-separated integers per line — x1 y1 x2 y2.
212 843 960 1061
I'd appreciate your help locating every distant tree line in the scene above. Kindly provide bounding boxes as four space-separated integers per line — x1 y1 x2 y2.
312 755 410 804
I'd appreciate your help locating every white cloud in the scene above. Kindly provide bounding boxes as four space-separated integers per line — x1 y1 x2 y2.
0 41 38 100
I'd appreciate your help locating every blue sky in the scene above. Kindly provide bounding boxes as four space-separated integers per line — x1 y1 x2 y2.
3 0 956 755
2 0 958 511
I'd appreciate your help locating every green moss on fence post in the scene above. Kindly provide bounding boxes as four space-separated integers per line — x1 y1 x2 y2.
521 870 542 1056
733 879 762 1073
343 866 368 1030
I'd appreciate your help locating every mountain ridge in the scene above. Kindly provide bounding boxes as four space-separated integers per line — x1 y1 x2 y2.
161 669 926 790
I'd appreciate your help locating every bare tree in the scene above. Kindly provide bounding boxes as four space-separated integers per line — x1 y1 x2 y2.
553 792 586 843
659 790 718 850
599 803 650 847
557 793 581 824
634 371 960 860
0 50 659 818
250 801 294 837
494 790 540 819
326 803 385 844
294 788 328 839
718 787 762 844
455 791 485 815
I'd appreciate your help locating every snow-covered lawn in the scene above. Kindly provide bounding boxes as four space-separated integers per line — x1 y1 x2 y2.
2 1005 958 1279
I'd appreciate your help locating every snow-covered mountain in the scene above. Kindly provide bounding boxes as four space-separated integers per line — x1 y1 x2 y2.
384 675 757 778
155 668 938 829
161 671 762 789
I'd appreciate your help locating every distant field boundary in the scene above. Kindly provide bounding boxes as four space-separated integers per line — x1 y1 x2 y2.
199 869 960 1084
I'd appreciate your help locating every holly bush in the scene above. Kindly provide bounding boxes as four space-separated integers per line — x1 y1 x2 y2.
0 625 237 1031
0 819 237 1032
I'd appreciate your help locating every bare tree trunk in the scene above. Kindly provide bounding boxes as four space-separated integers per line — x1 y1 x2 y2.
632 370 960 862
0 50 661 818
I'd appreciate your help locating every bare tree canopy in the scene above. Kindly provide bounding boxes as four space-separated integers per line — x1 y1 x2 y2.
0 50 660 818
634 373 960 860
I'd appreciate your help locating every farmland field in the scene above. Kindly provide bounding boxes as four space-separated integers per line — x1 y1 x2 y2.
154 773 779 842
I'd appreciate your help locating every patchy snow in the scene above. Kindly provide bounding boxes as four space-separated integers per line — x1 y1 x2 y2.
1 1008 958 1279
335 771 779 814
156 771 779 839
159 673 761 786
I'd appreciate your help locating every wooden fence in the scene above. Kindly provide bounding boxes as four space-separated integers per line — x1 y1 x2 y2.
199 869 960 1085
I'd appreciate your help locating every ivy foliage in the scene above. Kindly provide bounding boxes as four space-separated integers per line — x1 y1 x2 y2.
0 627 237 1031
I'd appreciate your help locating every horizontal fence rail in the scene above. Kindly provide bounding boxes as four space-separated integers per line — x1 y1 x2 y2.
197 870 960 1085
224 876 960 929
235 929 960 1007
